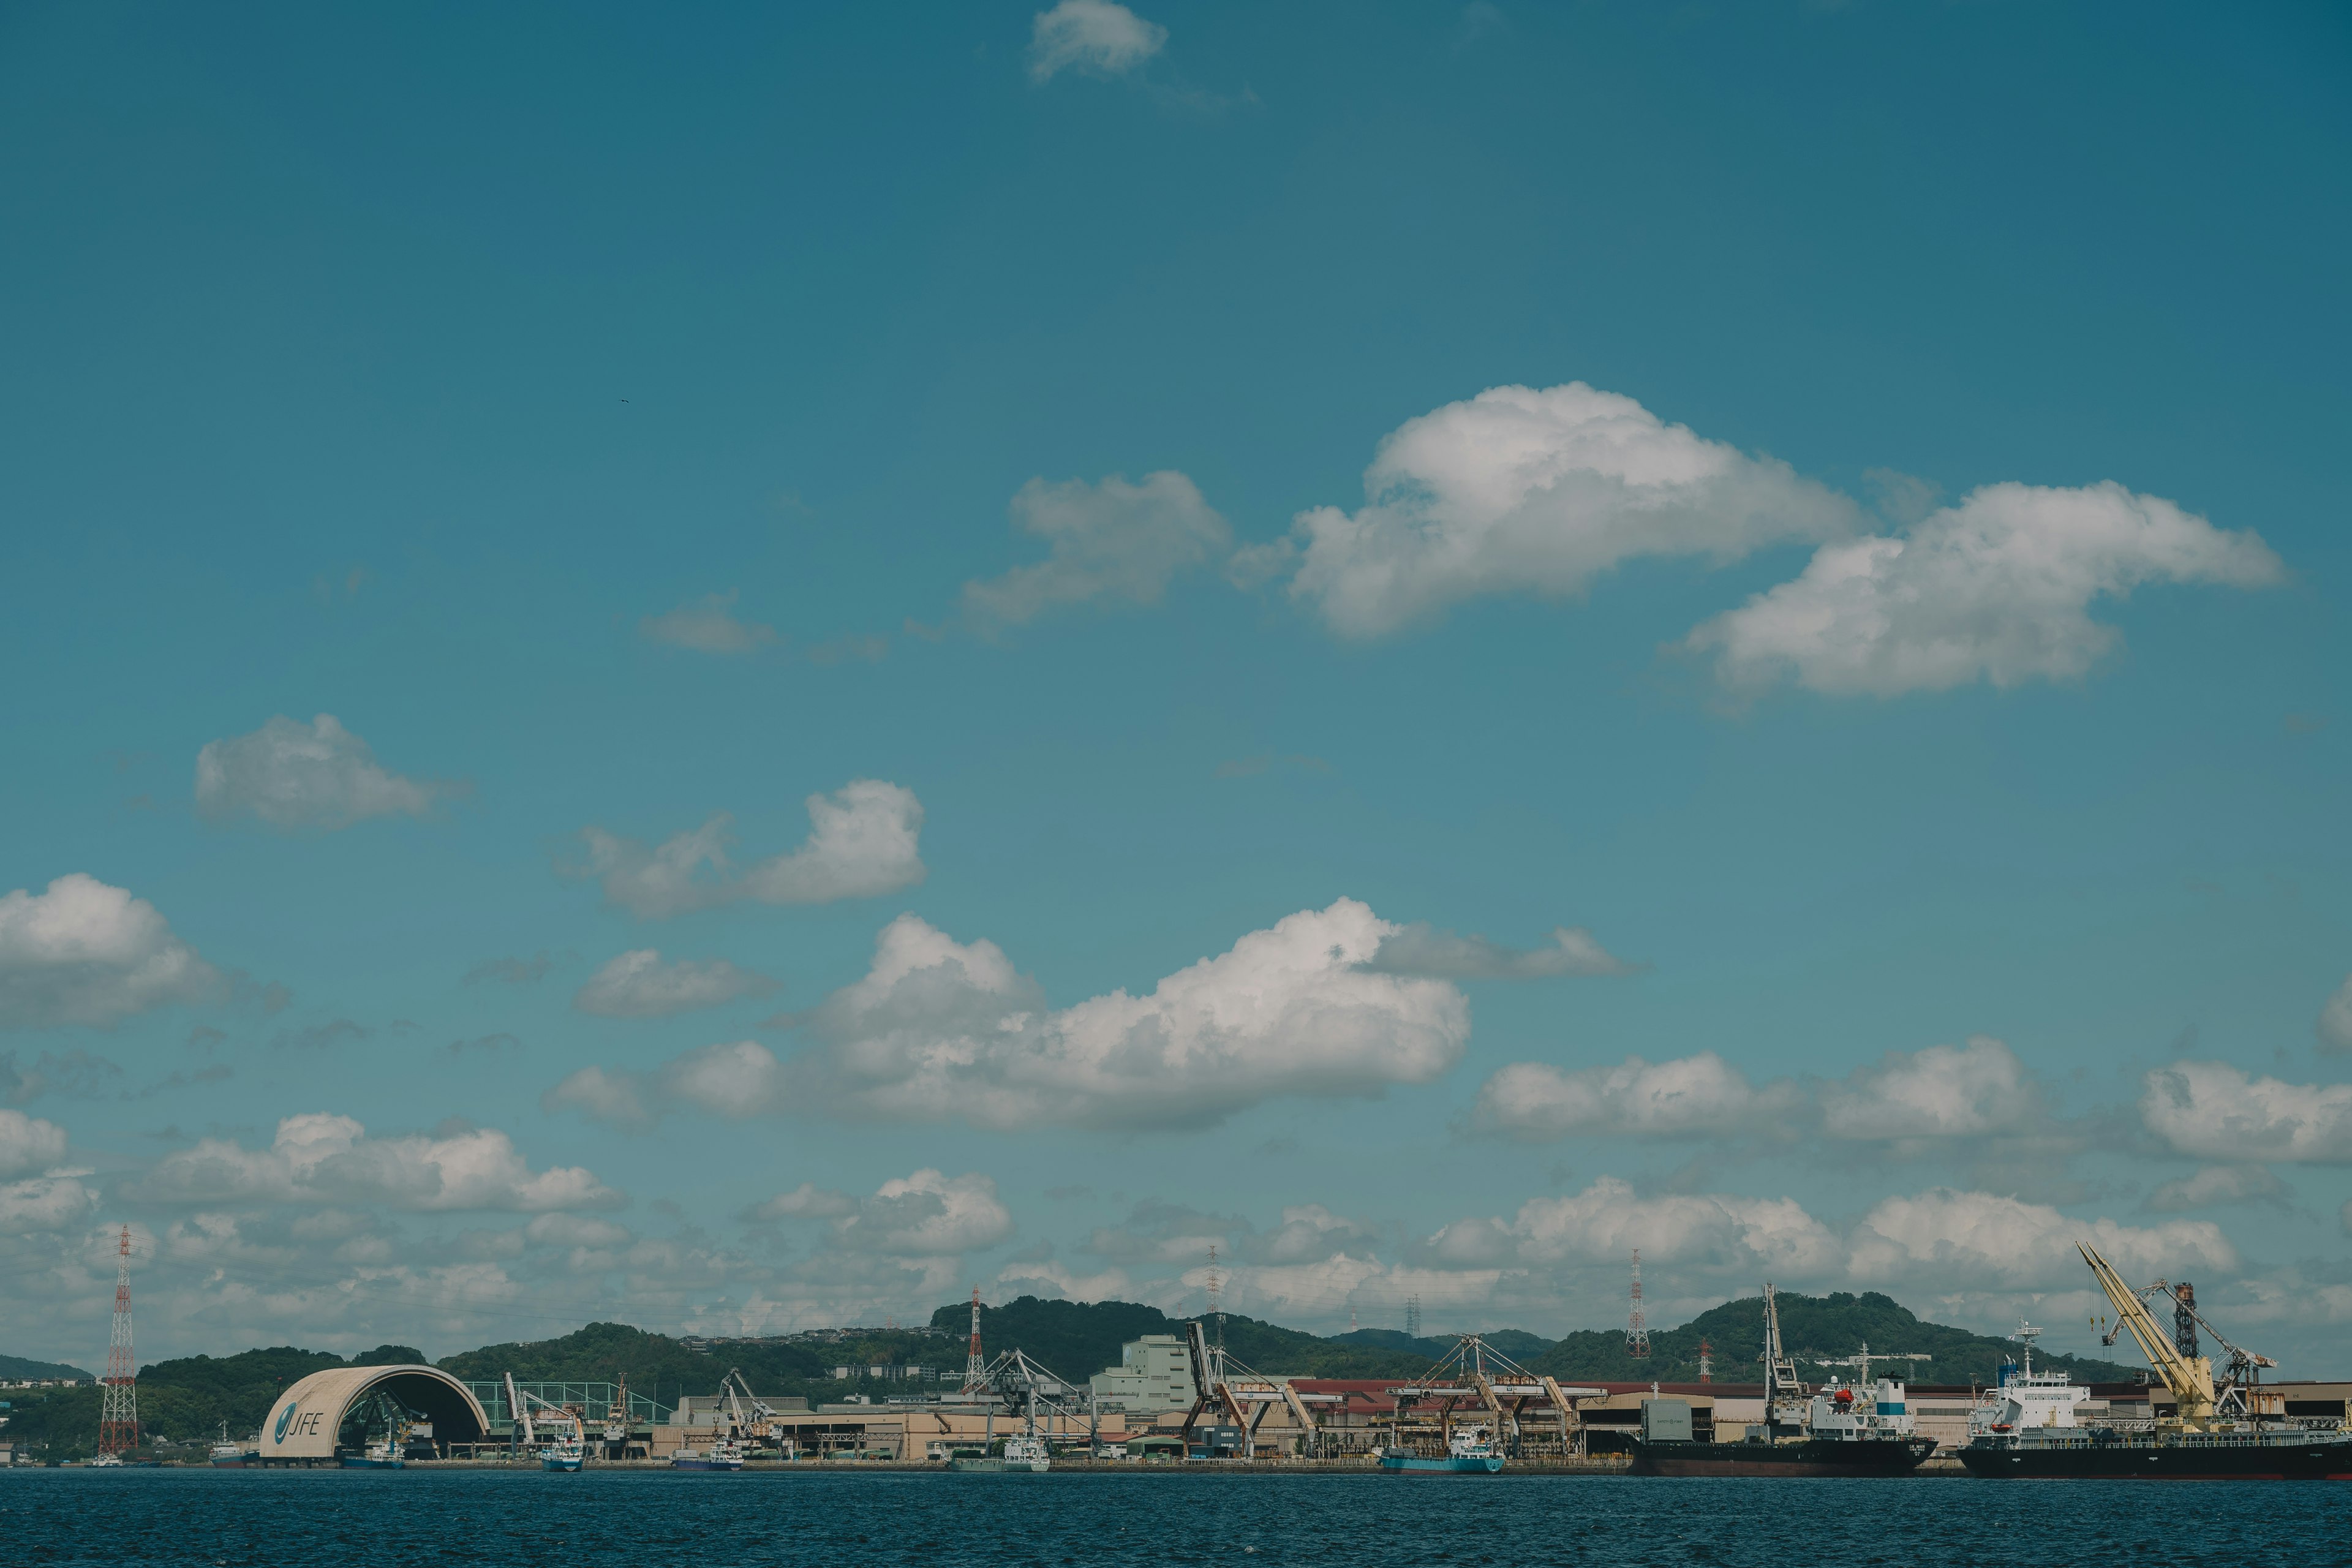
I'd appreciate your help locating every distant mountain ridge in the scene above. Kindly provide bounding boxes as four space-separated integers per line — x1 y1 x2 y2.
0 1352 94 1382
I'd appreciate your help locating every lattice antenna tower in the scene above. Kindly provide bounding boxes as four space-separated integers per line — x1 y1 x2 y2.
98 1224 139 1456
1697 1338 1713 1383
962 1286 985 1389
1404 1294 1421 1338
1205 1243 1226 1379
1626 1248 1651 1359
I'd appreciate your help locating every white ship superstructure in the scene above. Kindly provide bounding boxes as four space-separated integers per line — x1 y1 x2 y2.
1969 1322 2090 1438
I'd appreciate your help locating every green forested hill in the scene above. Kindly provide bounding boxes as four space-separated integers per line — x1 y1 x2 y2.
0 1352 94 1381
1531 1291 2139 1385
925 1297 1486 1381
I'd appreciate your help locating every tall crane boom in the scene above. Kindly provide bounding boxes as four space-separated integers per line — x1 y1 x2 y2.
2078 1242 2215 1427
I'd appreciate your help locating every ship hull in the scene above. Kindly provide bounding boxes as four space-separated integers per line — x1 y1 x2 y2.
1961 1433 2352 1480
948 1457 1050 1473
1630 1438 1936 1477
1380 1455 1505 1474
670 1458 744 1471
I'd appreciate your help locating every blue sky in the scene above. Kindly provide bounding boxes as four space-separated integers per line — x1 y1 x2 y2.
4 0 2350 1374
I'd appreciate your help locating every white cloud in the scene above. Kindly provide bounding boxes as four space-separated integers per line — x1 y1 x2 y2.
1368 922 1637 979
994 1257 1134 1302
0 874 218 1029
1822 1036 2040 1140
572 949 778 1018
1689 481 2283 696
2141 1061 2352 1164
1243 1204 1381 1265
2318 974 2352 1055
799 899 1469 1129
1845 1188 2234 1290
749 1168 1013 1257
1501 1177 1847 1276
0 1108 68 1179
639 590 777 654
137 1112 621 1212
0 1174 95 1233
962 472 1229 625
1275 382 1854 638
1472 1054 1773 1140
2144 1166 2286 1213
1028 0 1166 83
543 1040 786 1132
575 779 925 919
195 714 449 828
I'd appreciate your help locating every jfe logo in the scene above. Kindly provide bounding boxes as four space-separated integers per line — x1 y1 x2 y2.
274 1401 299 1442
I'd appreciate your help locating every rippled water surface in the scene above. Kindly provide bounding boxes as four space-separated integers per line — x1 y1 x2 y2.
6 1469 2348 1567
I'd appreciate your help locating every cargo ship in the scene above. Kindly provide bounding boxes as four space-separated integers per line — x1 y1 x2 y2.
1959 1246 2352 1480
671 1436 745 1471
1629 1284 1936 1477
1380 1424 1506 1474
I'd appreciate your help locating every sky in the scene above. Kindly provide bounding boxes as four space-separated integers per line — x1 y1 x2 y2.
4 0 2350 1378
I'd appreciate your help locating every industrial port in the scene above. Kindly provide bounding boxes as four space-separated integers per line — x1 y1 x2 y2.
7 1238 2347 1478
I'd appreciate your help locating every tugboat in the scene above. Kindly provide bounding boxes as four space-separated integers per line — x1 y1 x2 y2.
1629 1284 1937 1476
1960 1244 2352 1480
1380 1423 1506 1474
339 1436 404 1469
209 1420 256 1468
671 1435 745 1471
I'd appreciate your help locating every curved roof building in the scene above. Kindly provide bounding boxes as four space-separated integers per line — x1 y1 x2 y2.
258 1364 491 1462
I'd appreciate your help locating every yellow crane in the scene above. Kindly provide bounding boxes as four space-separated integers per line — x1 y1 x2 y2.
2077 1242 2215 1428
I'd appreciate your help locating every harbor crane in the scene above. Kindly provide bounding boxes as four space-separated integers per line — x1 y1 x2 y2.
1378 1334 1604 1461
2083 1247 2278 1425
1808 1343 1933 1388
501 1372 583 1453
1175 1319 1344 1458
2080 1242 2221 1428
969 1346 1095 1455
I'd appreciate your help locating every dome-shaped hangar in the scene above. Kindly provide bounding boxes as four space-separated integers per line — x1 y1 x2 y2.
258 1365 490 1463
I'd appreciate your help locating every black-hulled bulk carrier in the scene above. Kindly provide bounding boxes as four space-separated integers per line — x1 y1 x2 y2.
1958 1243 2352 1480
1629 1284 1936 1477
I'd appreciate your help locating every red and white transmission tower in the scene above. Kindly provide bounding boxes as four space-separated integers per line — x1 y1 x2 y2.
962 1286 986 1389
98 1224 139 1455
1697 1338 1713 1383
1626 1248 1651 1359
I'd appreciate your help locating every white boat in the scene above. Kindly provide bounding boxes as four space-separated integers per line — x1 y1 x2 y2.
672 1436 745 1471
1001 1436 1051 1472
88 1453 124 1468
540 1434 585 1471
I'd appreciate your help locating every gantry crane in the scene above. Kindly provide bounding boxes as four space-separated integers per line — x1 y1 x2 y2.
2078 1242 2216 1428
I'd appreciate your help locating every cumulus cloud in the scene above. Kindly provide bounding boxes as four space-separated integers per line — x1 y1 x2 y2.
1368 922 1638 979
543 1040 786 1131
995 1257 1134 1302
748 1168 1013 1257
1689 481 2283 696
2141 1061 2352 1164
572 949 778 1018
1501 1177 1847 1276
2318 974 2352 1055
1473 1054 1774 1140
1822 1036 2041 1141
1270 383 1854 638
1845 1188 2234 1289
797 899 1469 1129
2144 1165 2286 1213
574 779 925 919
0 1108 68 1179
195 714 451 829
137 1113 620 1212
962 472 1229 626
1028 0 1166 83
0 1174 95 1233
555 900 1466 1131
1471 1037 2044 1151
0 874 218 1029
639 590 777 654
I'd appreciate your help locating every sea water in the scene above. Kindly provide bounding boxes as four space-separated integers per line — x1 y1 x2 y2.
2 1468 2343 1566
